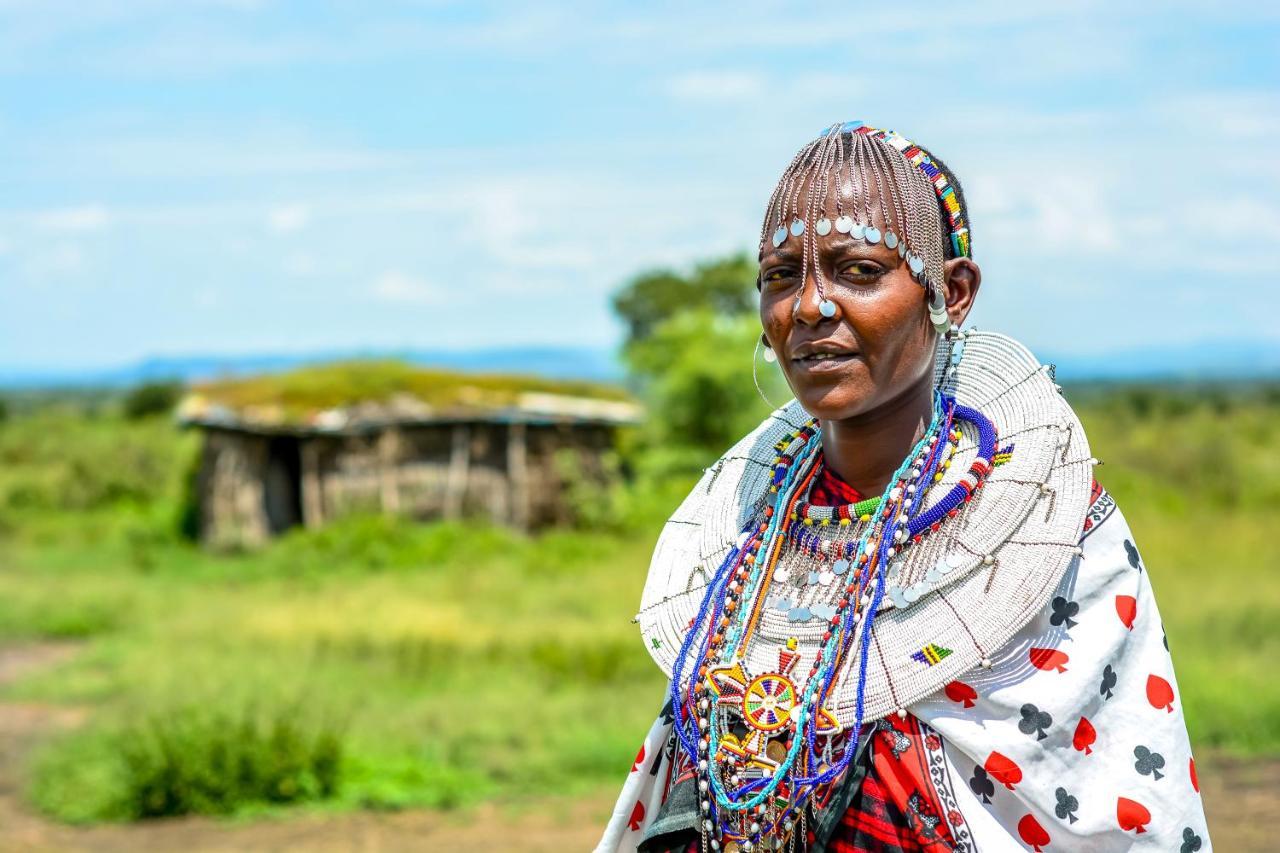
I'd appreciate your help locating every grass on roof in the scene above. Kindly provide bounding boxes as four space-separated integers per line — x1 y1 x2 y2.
190 360 632 418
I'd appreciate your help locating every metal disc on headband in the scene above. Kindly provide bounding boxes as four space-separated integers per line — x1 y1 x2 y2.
815 218 832 236
898 242 907 258
908 255 925 275
835 215 854 234
864 226 882 244
884 231 899 249
819 299 837 318
790 219 805 237
850 223 865 239
772 226 787 247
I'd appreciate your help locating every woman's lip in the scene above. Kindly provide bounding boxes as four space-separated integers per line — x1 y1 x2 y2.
790 353 860 373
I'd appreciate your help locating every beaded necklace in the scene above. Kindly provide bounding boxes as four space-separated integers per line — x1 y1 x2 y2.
670 389 998 853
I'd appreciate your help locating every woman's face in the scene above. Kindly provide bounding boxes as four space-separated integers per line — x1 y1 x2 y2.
758 185 979 422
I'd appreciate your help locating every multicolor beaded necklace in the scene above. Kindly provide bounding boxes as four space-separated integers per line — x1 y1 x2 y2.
669 389 998 852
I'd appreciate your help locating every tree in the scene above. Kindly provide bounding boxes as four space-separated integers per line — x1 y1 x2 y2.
123 380 184 420
612 254 758 352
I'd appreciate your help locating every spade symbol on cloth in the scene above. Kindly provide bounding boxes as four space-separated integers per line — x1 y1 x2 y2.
1018 703 1053 741
1134 745 1165 780
1100 664 1118 700
1072 717 1096 755
631 743 646 773
1115 595 1138 630
659 697 675 726
1029 647 1069 673
1017 814 1051 852
1116 796 1151 834
1049 595 1079 629
1124 539 1143 570
1147 674 1176 712
627 799 645 831
984 751 1023 790
969 766 995 804
1055 787 1080 824
1181 827 1203 852
944 680 978 708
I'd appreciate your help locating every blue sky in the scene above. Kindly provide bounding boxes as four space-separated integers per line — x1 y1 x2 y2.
2 1 1278 372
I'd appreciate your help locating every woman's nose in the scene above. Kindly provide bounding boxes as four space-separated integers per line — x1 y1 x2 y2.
792 270 836 325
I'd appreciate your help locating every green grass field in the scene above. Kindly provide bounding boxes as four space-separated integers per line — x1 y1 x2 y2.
0 384 1276 823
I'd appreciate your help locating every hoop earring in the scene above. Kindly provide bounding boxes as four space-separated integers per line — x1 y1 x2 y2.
753 338 780 410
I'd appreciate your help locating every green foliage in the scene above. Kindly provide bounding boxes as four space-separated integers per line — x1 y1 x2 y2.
30 703 343 822
624 310 789 469
612 253 758 350
0 394 9 423
123 380 184 420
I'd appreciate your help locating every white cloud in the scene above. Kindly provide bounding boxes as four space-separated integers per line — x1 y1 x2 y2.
267 203 310 233
666 71 764 101
370 270 440 305
33 204 110 231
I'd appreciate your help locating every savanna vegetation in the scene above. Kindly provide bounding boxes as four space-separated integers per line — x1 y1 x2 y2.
0 254 1276 825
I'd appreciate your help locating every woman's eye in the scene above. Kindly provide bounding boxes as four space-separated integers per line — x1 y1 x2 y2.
762 268 798 286
841 262 883 278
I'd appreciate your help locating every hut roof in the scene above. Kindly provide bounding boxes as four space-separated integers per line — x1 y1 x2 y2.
176 359 641 434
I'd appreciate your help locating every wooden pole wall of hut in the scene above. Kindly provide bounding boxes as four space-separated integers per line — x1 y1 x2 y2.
507 420 530 531
300 440 325 529
378 427 402 515
445 423 470 519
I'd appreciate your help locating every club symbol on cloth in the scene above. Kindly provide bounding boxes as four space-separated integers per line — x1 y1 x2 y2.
1049 595 1079 629
969 765 995 804
1100 664 1118 700
1124 538 1143 570
1017 814 1051 852
1055 787 1079 823
1181 827 1203 852
1134 745 1165 780
1018 703 1053 740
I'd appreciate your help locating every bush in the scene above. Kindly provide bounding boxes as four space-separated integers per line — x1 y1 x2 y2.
33 704 345 822
123 380 183 420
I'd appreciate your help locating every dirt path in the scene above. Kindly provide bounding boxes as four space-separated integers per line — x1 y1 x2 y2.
0 642 1274 851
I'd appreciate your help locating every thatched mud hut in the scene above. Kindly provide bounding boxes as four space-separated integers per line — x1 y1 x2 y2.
177 361 640 549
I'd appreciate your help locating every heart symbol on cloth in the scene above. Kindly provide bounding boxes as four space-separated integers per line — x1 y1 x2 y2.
984 751 1023 790
1115 595 1137 630
1029 647 1069 673
1189 757 1199 792
1147 674 1175 712
1017 813 1051 851
1117 797 1151 834
945 680 978 708
1072 716 1096 755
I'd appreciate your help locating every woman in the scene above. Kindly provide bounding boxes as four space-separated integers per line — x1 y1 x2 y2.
598 122 1210 852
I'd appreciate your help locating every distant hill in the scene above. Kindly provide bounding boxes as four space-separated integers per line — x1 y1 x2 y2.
1 338 1277 391
0 346 626 390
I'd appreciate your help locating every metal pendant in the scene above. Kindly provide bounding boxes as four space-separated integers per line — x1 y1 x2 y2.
772 226 787 247
898 242 907 258
834 215 853 234
849 223 865 239
884 231 899 249
864 226 882 244
762 346 777 364
908 254 925 275
819 299 837 318
789 218 805 237
815 217 832 236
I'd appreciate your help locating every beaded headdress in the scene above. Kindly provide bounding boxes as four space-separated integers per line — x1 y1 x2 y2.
758 121 970 332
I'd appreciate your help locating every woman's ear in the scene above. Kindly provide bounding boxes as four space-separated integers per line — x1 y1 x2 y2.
942 257 982 327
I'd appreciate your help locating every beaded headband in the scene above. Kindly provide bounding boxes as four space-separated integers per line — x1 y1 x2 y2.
851 122 971 260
